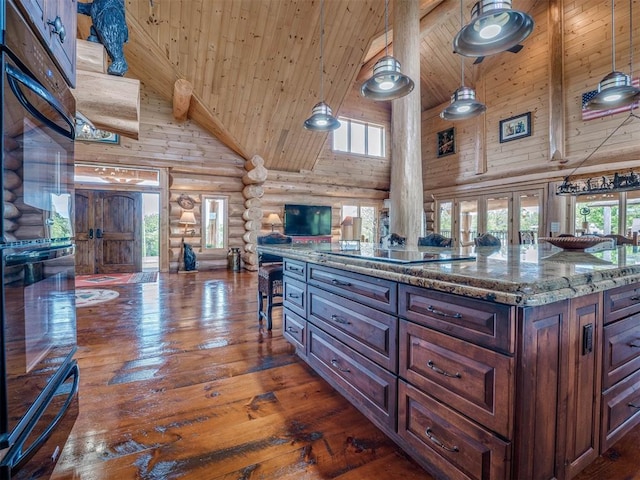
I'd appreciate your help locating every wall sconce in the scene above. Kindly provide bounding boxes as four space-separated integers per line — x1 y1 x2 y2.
179 210 197 236
266 213 282 232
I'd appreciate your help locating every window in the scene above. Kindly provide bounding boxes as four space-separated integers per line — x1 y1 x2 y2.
575 193 619 235
437 200 452 238
333 117 385 157
202 196 228 250
341 204 378 243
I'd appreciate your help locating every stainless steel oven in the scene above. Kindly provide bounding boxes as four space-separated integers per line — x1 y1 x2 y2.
2 0 75 245
0 1 78 478
0 244 78 479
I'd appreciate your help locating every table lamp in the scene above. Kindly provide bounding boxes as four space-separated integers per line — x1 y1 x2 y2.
267 213 282 232
179 210 197 236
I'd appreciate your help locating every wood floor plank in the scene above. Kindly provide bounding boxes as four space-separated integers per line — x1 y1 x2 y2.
48 271 640 480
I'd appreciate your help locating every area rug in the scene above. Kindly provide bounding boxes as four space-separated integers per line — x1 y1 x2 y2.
75 272 158 288
75 289 120 307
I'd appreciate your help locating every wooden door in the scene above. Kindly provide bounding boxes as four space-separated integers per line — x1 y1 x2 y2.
75 190 142 274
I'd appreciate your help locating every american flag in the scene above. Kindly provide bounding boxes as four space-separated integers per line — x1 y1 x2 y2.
581 78 640 120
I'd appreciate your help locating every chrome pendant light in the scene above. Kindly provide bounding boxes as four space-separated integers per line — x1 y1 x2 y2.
585 0 639 110
304 0 340 131
442 0 487 121
361 0 415 101
453 0 534 58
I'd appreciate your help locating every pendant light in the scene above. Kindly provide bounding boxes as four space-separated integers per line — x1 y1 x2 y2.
441 0 487 120
453 0 534 58
304 0 340 131
585 0 639 110
360 0 415 101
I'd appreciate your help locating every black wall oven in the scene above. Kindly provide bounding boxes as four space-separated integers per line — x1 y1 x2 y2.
0 1 78 478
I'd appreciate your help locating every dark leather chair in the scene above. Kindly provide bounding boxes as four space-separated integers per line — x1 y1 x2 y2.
474 233 502 247
257 233 292 331
418 233 453 247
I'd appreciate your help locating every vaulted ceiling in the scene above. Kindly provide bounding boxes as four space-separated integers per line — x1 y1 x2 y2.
78 0 538 172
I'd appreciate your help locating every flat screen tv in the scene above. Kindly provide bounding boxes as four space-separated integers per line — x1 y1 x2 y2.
283 204 332 236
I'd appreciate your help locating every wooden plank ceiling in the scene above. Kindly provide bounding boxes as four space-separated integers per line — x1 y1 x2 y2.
78 0 538 172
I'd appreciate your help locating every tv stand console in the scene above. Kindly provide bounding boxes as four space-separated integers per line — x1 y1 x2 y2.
290 235 331 245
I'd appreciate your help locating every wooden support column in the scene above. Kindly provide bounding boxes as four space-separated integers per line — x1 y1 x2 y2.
390 0 422 247
548 0 566 162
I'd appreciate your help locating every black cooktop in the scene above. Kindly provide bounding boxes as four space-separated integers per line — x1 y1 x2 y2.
329 247 475 264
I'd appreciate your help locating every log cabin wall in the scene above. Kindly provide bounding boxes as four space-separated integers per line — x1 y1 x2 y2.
259 83 392 237
75 83 393 271
421 0 640 233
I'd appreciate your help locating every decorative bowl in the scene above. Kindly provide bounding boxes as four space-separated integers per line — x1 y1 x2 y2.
538 236 611 251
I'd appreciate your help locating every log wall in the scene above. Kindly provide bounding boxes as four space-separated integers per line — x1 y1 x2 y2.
75 83 391 271
422 0 640 233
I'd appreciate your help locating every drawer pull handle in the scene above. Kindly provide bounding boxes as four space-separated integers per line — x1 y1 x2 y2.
629 342 640 348
289 266 303 273
287 293 301 299
286 326 299 334
331 279 352 287
427 360 461 379
629 403 640 409
331 359 351 373
331 314 351 325
427 305 462 319
425 428 459 453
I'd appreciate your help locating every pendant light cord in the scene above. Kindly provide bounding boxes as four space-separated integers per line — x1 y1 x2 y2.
320 0 325 102
630 0 634 79
459 0 464 86
611 0 616 71
384 0 389 57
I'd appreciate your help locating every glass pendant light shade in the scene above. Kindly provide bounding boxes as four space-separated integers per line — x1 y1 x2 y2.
303 0 340 132
453 0 534 57
304 101 341 131
361 0 415 101
361 55 415 101
440 86 486 120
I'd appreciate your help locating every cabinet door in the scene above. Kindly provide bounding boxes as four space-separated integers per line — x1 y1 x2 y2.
15 0 77 86
561 293 602 479
46 0 77 87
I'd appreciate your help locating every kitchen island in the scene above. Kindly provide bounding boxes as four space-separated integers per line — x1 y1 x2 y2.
258 242 640 480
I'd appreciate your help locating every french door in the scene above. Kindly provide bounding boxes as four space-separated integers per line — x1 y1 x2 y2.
75 190 142 274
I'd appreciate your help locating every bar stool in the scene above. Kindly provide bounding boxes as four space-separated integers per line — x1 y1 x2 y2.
257 233 292 331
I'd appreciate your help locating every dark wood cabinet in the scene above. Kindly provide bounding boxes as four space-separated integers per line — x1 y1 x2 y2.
16 0 77 86
308 285 398 371
280 258 639 480
399 319 514 437
307 323 397 431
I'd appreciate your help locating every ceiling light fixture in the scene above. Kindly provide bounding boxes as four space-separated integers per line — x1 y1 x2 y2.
453 0 534 58
585 0 639 110
360 0 414 101
441 0 487 121
304 0 340 131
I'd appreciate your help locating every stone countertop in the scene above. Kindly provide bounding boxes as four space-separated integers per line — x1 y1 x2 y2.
257 242 640 306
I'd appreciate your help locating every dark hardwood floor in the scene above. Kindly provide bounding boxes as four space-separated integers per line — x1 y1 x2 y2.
51 271 640 480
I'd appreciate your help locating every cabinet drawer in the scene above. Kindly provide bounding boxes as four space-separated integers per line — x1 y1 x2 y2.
308 285 398 372
307 324 397 431
604 283 640 324
601 367 640 451
399 284 514 354
308 264 397 314
603 314 640 389
283 258 306 281
399 320 514 437
398 381 511 480
283 308 306 355
283 276 306 318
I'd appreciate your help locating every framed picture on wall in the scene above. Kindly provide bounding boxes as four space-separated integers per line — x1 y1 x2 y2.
437 127 455 157
499 112 532 143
